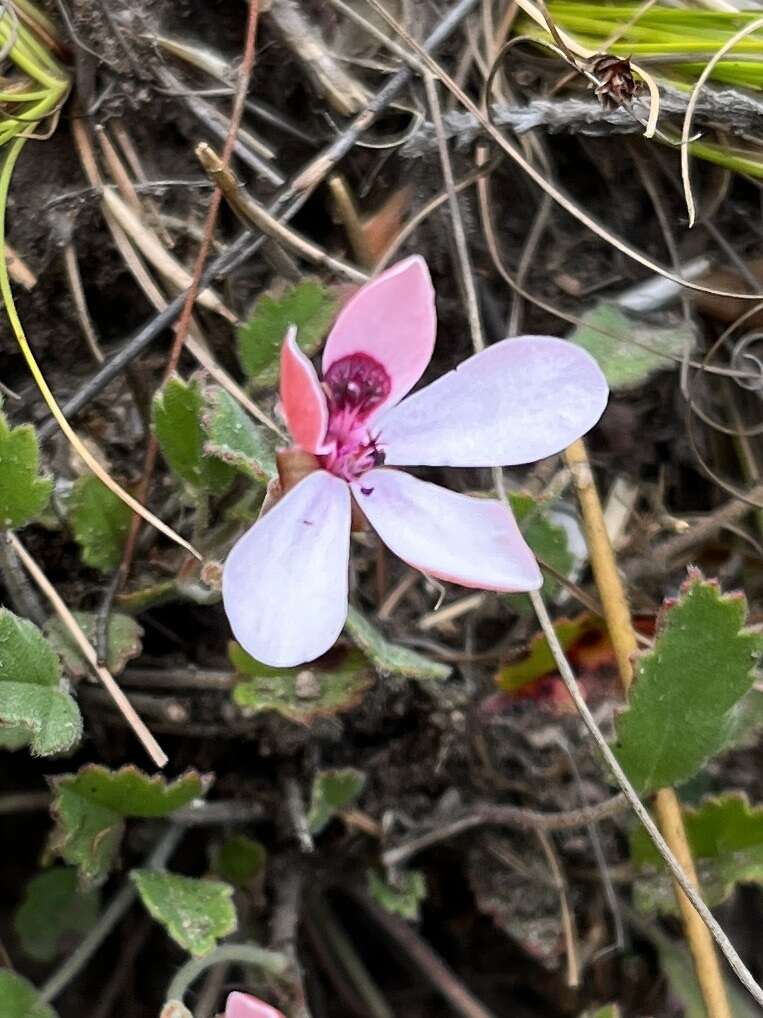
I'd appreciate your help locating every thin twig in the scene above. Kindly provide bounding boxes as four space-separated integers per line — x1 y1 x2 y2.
9 532 168 768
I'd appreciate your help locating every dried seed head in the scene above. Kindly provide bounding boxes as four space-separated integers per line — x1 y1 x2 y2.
590 54 639 108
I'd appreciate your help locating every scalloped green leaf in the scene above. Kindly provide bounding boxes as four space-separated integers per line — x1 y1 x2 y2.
367 868 427 921
152 376 234 497
49 765 210 884
568 302 694 390
237 278 338 386
45 611 143 678
131 870 237 956
631 793 763 914
0 411 52 529
308 768 366 834
212 835 266 888
0 608 82 756
0 971 58 1018
201 386 277 483
612 575 762 794
345 606 451 680
68 474 132 573
231 642 373 723
14 867 99 962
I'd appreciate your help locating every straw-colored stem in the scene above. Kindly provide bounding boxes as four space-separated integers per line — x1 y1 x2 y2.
564 438 731 1018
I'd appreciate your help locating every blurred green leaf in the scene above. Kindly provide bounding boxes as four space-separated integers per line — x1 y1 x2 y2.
231 642 373 723
0 971 58 1018
131 870 236 956
14 867 99 962
496 614 600 693
0 608 82 756
201 386 277 483
68 475 131 573
237 279 337 386
213 835 266 888
510 493 573 602
152 376 234 497
49 765 210 884
579 1007 620 1018
308 768 366 834
0 411 52 529
631 793 763 913
45 611 142 678
345 606 451 680
612 574 762 794
568 303 693 390
367 868 427 921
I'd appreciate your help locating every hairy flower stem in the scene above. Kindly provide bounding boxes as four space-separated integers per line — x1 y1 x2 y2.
563 438 732 1018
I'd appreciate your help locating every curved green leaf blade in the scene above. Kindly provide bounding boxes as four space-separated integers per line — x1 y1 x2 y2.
0 411 52 529
0 971 58 1018
201 386 277 482
15 867 99 962
131 870 237 956
45 611 143 678
308 768 366 834
367 868 427 921
345 606 451 680
68 474 131 573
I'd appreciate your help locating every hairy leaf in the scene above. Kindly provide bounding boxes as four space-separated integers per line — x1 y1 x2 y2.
237 279 337 386
612 574 762 794
131 870 237 956
15 867 99 962
49 765 210 884
0 411 52 529
367 868 427 921
308 768 366 834
345 606 451 680
45 612 143 678
152 376 234 496
632 793 763 913
0 971 58 1018
568 303 693 390
201 386 277 482
68 475 131 572
0 608 82 756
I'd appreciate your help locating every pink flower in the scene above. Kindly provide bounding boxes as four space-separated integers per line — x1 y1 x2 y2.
225 991 285 1018
223 257 608 667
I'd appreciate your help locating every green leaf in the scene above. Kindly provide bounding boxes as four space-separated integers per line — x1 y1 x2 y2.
45 612 143 678
0 608 82 756
568 302 694 390
201 386 277 483
367 868 427 921
579 1008 620 1018
68 474 132 572
212 835 267 888
49 765 210 884
0 971 58 1018
496 613 599 693
509 493 573 601
631 793 763 913
237 279 338 386
14 867 99 962
131 870 237 956
0 411 52 529
231 642 373 723
152 376 234 497
612 574 762 794
345 606 451 680
307 768 366 834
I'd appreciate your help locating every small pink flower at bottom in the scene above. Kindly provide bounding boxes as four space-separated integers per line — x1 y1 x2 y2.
223 256 609 667
225 991 285 1018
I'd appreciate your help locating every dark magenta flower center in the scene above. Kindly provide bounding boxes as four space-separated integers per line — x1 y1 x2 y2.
320 353 391 481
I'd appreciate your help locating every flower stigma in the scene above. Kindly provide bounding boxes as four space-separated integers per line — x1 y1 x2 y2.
320 352 390 481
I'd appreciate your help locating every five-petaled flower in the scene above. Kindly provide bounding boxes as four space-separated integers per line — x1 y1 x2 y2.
225 991 285 1018
223 257 609 667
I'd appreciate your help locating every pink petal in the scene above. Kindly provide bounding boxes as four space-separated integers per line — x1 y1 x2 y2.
351 469 541 591
280 326 329 453
222 470 351 667
322 256 436 413
226 992 285 1018
378 336 609 467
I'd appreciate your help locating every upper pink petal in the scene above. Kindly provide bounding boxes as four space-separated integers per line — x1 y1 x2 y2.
226 992 285 1018
377 336 609 467
352 468 541 591
280 326 329 453
222 470 351 667
322 256 436 413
